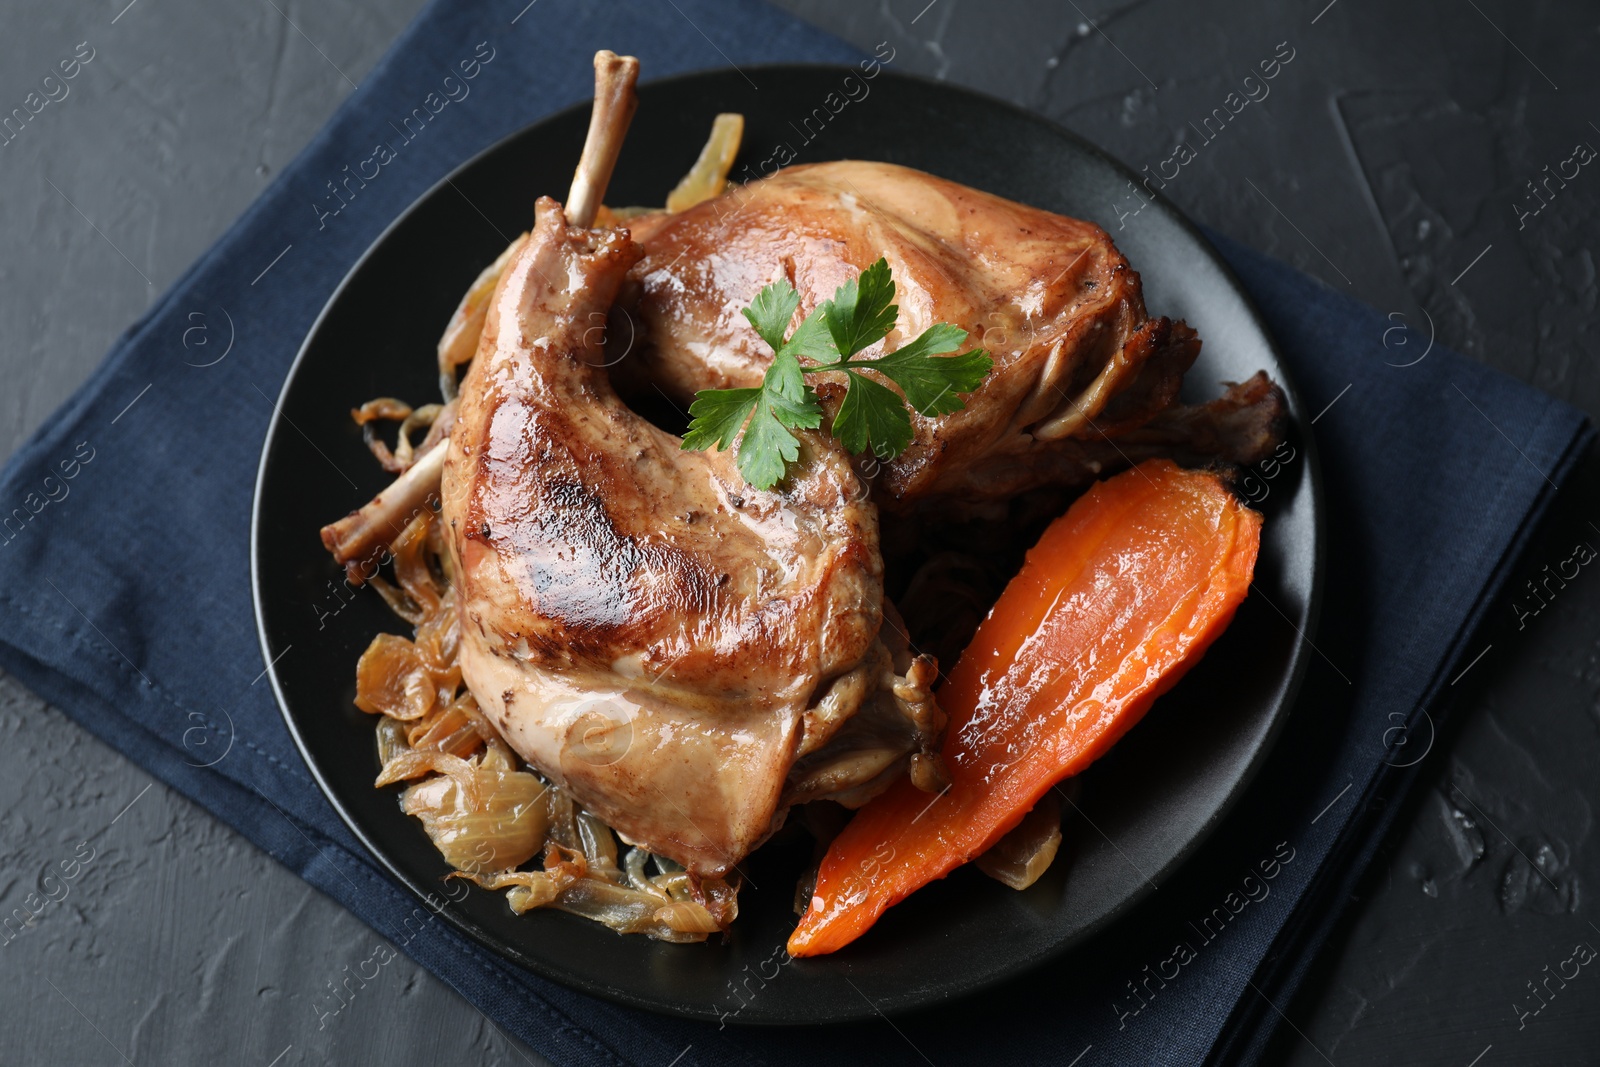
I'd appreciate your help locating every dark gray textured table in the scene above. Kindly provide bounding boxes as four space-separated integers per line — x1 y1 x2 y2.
3 1 1596 1064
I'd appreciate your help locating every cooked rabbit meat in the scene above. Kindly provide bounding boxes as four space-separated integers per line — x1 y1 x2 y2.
441 196 915 877
620 160 1280 509
932 370 1288 508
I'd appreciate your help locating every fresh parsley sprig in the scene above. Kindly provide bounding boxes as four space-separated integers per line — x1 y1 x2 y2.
680 258 993 490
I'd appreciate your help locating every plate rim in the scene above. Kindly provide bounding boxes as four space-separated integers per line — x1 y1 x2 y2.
251 61 1325 1024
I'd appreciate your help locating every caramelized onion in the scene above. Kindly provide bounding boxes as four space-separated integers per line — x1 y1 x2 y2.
354 633 437 721
576 810 623 881
555 870 722 942
623 847 670 899
470 863 576 913
666 113 744 213
401 767 550 874
651 900 723 936
461 846 728 941
352 398 413 424
377 750 479 799
391 513 442 619
406 692 487 758
975 796 1062 891
375 716 410 768
352 398 443 472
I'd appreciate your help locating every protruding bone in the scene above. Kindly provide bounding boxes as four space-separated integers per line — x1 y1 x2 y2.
437 51 640 392
320 442 446 581
566 50 640 228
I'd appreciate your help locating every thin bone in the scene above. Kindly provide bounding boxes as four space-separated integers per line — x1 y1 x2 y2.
324 50 640 580
319 442 445 581
437 51 639 391
565 50 640 228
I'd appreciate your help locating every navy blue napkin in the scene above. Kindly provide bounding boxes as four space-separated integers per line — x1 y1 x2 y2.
0 0 1588 1064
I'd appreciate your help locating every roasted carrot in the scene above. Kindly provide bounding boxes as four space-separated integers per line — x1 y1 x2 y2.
788 459 1262 956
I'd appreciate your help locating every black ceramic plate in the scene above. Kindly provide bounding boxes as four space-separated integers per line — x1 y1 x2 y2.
253 66 1321 1025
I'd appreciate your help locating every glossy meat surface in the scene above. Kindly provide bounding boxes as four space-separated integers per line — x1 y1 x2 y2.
441 198 884 876
623 161 1208 508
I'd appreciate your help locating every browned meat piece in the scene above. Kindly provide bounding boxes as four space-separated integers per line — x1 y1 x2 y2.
1127 371 1287 462
441 195 938 877
619 161 1254 510
925 371 1288 510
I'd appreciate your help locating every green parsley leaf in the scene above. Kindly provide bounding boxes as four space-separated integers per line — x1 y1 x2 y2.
682 257 993 490
780 305 840 365
737 394 804 489
678 356 820 491
865 324 995 417
834 370 913 459
821 257 898 359
764 349 824 430
742 279 801 353
681 387 761 452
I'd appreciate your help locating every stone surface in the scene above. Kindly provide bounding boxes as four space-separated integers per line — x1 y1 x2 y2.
1 0 1596 1063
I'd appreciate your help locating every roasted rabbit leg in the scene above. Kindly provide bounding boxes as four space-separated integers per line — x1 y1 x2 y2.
440 194 896 876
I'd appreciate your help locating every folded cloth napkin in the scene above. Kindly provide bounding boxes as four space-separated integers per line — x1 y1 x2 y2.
0 0 1589 1063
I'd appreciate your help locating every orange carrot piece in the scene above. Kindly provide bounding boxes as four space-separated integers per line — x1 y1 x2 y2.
788 459 1262 956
